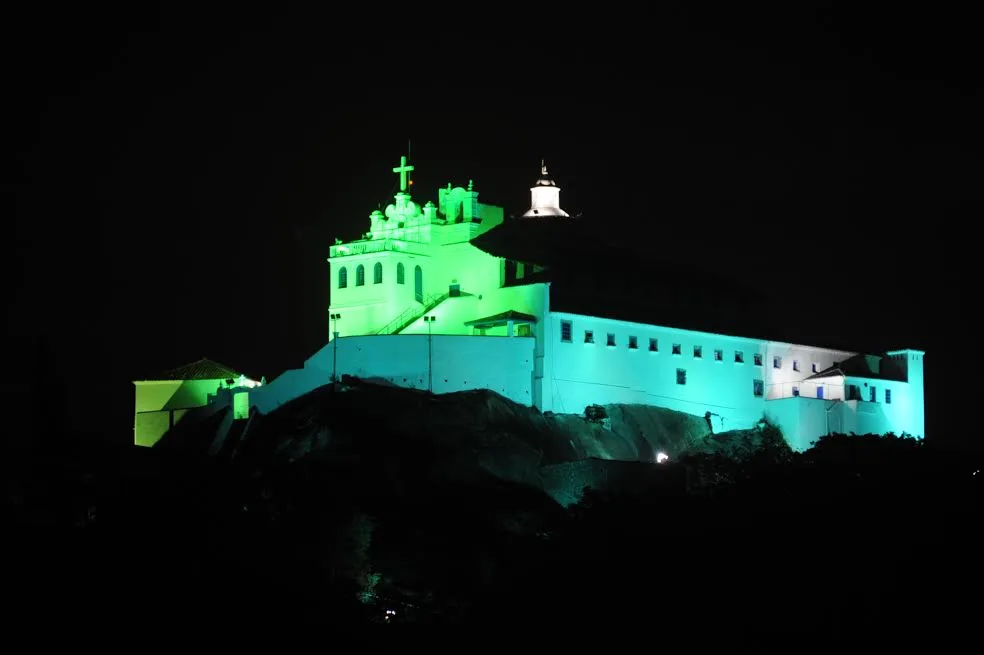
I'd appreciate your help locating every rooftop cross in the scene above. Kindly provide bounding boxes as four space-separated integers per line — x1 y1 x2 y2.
392 155 415 192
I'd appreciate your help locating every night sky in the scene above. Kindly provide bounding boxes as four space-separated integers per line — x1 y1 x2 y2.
5 5 979 447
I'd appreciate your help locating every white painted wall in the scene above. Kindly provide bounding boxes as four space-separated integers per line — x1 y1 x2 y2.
400 283 547 336
538 311 921 449
293 334 536 405
542 312 771 431
767 379 845 401
765 397 838 452
886 349 925 437
245 366 332 414
844 375 923 438
763 342 856 394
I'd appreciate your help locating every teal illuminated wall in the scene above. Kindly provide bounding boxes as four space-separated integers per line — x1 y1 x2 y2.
251 334 536 410
200 158 926 453
542 311 925 448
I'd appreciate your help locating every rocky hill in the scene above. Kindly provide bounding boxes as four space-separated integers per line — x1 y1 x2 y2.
162 376 788 506
8 377 967 638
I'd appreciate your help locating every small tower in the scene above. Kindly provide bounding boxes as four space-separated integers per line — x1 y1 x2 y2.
521 160 569 217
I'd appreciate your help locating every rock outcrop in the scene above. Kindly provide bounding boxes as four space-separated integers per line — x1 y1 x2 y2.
159 376 786 505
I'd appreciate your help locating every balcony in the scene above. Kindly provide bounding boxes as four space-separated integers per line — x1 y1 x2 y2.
766 381 844 401
329 239 431 259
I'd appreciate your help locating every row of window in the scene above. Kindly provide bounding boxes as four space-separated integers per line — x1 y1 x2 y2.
560 321 825 372
338 262 416 288
674 368 766 397
848 384 892 404
673 371 893 403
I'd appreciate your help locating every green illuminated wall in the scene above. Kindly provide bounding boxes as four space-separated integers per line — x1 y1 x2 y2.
133 379 226 447
133 377 261 447
326 158 505 340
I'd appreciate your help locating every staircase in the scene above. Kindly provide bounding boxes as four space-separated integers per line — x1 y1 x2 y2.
376 292 449 335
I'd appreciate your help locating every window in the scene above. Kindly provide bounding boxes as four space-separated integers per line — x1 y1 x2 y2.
753 380 764 397
560 320 572 343
869 386 876 402
735 351 744 364
397 262 405 284
584 330 594 344
338 266 348 289
817 386 824 399
373 262 383 284
676 368 687 385
517 324 532 337
628 336 638 350
694 345 702 358
356 264 365 286
754 353 763 366
449 282 461 297
606 333 616 347
714 349 723 361
773 356 782 369
792 386 800 397
886 389 892 404
812 362 818 373
793 360 800 372
649 338 658 352
672 344 682 355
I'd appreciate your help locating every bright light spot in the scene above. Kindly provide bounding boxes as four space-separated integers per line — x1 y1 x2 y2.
656 452 669 463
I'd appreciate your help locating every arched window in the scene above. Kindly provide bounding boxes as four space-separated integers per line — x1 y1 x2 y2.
356 264 365 286
414 265 423 302
396 262 405 285
373 262 383 284
338 266 348 289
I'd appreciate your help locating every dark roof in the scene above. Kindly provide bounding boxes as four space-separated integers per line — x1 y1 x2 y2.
805 367 846 380
805 354 907 382
148 358 241 381
471 215 620 265
471 217 897 353
464 310 538 328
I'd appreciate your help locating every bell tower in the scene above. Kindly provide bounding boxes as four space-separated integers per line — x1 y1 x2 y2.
521 161 569 217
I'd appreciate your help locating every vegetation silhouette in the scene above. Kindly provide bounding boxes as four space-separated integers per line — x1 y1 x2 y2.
5 400 980 643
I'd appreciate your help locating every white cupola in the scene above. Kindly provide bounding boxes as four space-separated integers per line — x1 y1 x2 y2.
521 161 569 218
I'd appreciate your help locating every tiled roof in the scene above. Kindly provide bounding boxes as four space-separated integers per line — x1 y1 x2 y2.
805 354 907 382
464 310 538 328
470 218 888 353
805 366 846 380
150 358 241 381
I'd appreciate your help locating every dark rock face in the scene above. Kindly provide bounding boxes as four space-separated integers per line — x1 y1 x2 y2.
159 377 783 506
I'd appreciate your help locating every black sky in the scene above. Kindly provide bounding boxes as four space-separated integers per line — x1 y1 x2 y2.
5 4 980 446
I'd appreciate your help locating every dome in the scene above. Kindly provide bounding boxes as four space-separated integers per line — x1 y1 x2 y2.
521 161 569 218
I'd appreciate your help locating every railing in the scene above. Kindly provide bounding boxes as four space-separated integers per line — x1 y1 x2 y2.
329 238 430 258
766 381 844 401
376 292 449 335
